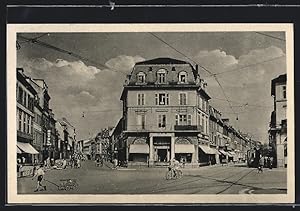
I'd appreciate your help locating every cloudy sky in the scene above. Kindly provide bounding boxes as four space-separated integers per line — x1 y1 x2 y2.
17 31 286 142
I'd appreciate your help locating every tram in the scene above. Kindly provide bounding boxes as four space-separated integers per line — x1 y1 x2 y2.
246 148 261 168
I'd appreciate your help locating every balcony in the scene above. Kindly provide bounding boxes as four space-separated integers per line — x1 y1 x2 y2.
174 125 200 131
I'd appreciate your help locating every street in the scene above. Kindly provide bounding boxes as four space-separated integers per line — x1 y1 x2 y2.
17 160 287 195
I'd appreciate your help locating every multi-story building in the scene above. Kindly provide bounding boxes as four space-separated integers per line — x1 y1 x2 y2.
269 74 287 168
16 68 39 164
26 76 55 162
118 57 213 167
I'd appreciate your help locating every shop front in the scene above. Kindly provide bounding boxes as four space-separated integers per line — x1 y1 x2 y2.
219 149 229 164
198 144 219 166
17 142 39 177
128 143 149 163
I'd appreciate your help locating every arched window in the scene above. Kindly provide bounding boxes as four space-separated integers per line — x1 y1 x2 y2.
137 72 146 83
157 69 167 84
178 71 187 83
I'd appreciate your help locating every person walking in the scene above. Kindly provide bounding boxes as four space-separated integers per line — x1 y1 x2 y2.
258 156 264 173
32 165 46 192
62 159 67 169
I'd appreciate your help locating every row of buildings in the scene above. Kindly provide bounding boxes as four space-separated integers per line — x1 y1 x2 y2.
106 58 260 167
81 128 112 161
16 68 77 165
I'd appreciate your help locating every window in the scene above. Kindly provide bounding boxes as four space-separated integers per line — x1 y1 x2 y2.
187 114 192 125
155 93 169 105
179 93 187 105
179 71 187 83
157 69 166 84
283 86 286 99
24 92 27 107
23 113 26 133
202 100 206 112
137 114 146 129
158 114 166 128
18 87 23 104
137 93 145 105
27 116 31 134
18 109 22 131
199 97 202 109
176 114 192 125
137 72 146 83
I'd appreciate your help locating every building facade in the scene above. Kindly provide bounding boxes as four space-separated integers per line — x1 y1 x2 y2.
16 68 39 163
269 74 287 168
118 58 214 167
26 76 57 162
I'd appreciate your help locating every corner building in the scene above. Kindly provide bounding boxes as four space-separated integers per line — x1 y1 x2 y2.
120 58 210 167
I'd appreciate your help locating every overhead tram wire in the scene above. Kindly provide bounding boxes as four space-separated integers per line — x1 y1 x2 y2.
211 55 285 77
18 33 50 44
211 97 273 108
148 32 215 76
17 35 128 76
148 32 237 117
255 32 286 42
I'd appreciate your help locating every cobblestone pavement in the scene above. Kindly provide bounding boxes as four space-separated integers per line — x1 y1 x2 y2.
17 160 287 194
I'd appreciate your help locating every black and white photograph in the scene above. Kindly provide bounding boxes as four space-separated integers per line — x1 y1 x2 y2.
7 24 294 204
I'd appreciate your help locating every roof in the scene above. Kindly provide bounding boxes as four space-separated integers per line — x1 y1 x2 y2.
135 57 189 65
271 74 286 96
17 68 38 95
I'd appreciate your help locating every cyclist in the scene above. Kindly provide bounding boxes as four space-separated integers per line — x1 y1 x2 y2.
169 158 180 177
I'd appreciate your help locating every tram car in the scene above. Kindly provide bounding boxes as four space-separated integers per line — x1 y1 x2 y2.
246 148 261 168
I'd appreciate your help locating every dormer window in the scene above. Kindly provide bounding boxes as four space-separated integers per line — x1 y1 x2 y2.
157 69 166 84
137 72 146 83
179 71 187 83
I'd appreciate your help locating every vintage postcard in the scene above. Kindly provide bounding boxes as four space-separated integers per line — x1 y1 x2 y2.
7 24 295 204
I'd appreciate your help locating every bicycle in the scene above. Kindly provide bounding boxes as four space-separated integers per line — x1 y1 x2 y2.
165 168 183 180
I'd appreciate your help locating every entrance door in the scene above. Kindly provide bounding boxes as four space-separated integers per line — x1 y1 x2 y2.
157 149 168 162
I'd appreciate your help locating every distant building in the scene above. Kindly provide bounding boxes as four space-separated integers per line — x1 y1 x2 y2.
57 118 76 159
269 74 287 168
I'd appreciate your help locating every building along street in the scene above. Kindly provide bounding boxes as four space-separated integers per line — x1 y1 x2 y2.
18 160 287 195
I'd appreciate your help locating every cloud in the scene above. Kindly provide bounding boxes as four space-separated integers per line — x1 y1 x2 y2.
199 46 286 143
105 55 145 72
19 55 144 139
195 49 238 71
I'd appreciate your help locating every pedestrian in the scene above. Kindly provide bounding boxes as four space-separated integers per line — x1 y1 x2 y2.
258 156 264 173
77 159 81 168
21 156 26 164
62 159 67 169
32 164 46 192
96 157 100 167
113 158 118 169
50 158 54 166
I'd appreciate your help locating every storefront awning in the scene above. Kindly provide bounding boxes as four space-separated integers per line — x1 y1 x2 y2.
129 144 149 154
175 144 194 153
210 148 221 155
219 149 229 156
17 142 39 154
199 145 215 155
227 151 236 157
